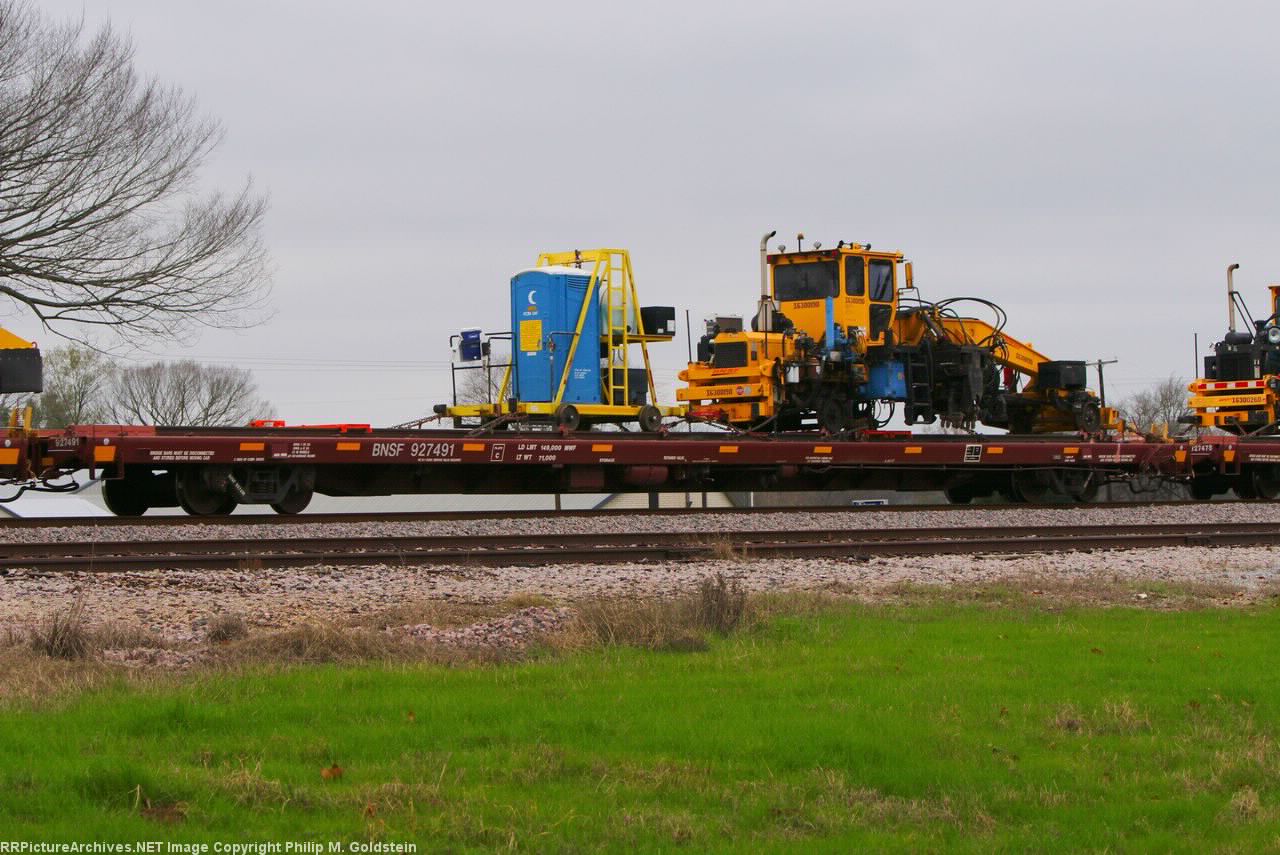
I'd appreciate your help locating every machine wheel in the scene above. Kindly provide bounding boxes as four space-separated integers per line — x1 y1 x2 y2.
818 397 849 434
102 477 148 517
1074 403 1102 434
555 404 581 432
271 485 313 515
637 405 662 433
176 468 236 516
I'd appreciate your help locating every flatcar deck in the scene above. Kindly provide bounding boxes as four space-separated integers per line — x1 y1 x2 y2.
1 422 1273 514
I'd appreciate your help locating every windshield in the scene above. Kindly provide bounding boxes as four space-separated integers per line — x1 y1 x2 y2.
774 261 838 301
869 260 894 302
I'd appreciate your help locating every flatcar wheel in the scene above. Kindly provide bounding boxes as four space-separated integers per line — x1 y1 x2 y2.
1011 470 1051 503
176 469 234 516
1189 479 1217 501
555 404 581 432
637 405 662 433
1233 474 1260 501
271 486 313 515
102 477 148 517
943 485 973 505
1249 465 1280 500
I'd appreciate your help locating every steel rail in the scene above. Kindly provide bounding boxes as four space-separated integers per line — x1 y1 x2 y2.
2 522 1275 573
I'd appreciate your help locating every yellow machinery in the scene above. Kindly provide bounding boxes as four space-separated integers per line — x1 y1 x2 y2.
0 327 42 435
441 249 684 431
680 231 1116 435
1186 265 1280 433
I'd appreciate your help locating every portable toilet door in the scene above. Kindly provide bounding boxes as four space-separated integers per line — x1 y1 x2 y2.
510 268 601 404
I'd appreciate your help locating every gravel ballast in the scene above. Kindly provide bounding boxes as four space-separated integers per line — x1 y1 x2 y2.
3 503 1279 544
2 545 1278 645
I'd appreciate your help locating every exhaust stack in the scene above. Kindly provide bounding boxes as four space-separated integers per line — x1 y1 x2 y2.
1228 263 1240 333
756 229 778 333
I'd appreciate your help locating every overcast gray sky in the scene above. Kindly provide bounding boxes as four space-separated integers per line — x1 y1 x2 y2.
31 0 1280 426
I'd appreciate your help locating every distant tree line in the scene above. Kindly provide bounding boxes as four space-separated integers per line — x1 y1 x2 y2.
1 345 272 428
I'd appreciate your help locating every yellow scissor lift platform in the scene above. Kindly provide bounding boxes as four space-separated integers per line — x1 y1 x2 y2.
445 249 685 432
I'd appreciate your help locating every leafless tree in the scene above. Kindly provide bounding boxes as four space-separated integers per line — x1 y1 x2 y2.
1116 376 1192 436
107 360 272 426
0 1 270 345
35 344 113 427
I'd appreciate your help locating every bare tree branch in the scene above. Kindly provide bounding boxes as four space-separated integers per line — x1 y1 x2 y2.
0 1 271 345
1117 376 1191 435
105 359 272 426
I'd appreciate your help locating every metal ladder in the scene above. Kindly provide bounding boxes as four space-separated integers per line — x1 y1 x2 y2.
602 251 629 406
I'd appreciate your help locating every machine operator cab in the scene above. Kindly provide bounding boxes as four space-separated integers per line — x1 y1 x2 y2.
767 243 905 350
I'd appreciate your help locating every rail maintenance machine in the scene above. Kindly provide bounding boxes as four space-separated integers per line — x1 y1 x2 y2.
679 230 1118 438
1187 263 1280 437
438 248 684 431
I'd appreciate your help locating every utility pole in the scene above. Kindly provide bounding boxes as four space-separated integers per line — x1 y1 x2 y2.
1087 357 1120 505
1087 358 1119 408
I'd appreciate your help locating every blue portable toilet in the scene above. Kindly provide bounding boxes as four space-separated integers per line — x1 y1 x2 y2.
510 268 601 404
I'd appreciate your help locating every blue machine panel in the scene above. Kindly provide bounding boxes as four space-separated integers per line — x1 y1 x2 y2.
867 360 907 401
511 269 601 404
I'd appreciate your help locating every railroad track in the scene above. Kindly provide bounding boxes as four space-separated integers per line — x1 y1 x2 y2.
2 522 1275 573
0 498 1245 529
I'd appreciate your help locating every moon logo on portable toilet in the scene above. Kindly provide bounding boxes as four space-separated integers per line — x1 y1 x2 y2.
527 290 538 312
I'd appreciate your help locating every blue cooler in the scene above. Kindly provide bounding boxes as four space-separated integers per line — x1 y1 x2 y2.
458 328 483 362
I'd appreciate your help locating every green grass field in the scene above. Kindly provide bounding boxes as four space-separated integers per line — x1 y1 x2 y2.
3 601 1279 851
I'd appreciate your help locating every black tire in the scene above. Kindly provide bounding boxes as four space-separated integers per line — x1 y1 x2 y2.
555 404 581 432
818 397 849 435
637 405 662 433
1075 403 1102 434
102 477 148 517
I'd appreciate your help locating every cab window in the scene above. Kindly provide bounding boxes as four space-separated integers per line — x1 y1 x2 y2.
773 261 837 301
843 256 865 297
869 260 894 301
